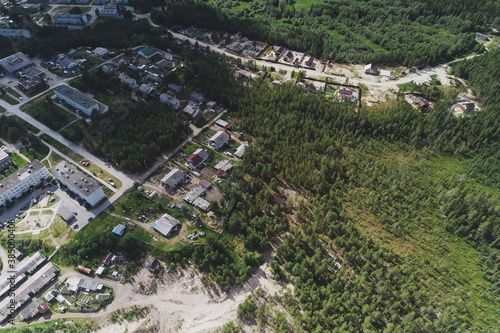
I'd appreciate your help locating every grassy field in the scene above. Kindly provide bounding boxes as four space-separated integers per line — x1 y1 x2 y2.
10 152 28 168
19 143 50 161
0 93 19 105
52 6 92 14
6 87 21 98
26 100 77 131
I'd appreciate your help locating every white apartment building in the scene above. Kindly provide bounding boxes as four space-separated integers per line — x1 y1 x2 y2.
55 85 101 116
51 161 105 207
0 160 51 206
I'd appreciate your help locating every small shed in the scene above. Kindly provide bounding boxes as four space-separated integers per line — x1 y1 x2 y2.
112 224 126 236
96 266 106 276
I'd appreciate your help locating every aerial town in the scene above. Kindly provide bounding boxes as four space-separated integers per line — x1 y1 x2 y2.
0 0 498 332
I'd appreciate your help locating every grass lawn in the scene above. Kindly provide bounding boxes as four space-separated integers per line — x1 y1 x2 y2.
0 105 5 113
6 87 21 98
0 93 19 105
10 152 28 168
40 134 84 163
26 100 77 131
19 143 50 162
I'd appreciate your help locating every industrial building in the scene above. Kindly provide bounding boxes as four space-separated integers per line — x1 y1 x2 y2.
0 52 33 74
51 161 106 207
0 160 51 207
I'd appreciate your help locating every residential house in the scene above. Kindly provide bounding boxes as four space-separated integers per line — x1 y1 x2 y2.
273 46 284 55
238 70 254 81
159 93 180 110
234 142 248 159
183 186 206 204
60 58 77 70
187 148 210 169
101 65 115 76
161 168 186 190
152 214 180 237
168 83 182 93
184 26 196 37
338 88 358 102
227 42 244 53
214 159 233 172
148 258 160 273
182 104 202 120
190 92 205 104
208 131 231 150
139 84 159 98
93 47 108 58
193 197 210 212
156 58 173 71
206 101 217 110
284 51 294 62
119 73 137 88
475 32 489 40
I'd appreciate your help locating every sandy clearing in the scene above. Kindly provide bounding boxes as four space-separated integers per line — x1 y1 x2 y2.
22 260 287 333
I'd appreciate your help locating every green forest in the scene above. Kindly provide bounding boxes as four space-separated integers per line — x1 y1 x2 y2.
60 48 500 331
151 0 498 66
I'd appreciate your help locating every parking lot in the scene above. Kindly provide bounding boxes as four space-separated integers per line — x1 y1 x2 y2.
1 182 99 234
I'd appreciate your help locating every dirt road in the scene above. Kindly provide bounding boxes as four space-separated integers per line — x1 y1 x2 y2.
16 261 285 332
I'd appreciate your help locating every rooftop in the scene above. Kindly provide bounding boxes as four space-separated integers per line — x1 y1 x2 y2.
51 160 103 197
139 47 158 58
0 160 47 196
0 52 33 74
152 214 180 237
55 85 99 110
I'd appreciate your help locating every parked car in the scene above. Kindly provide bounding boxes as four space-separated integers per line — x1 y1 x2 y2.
73 211 78 215
87 217 93 222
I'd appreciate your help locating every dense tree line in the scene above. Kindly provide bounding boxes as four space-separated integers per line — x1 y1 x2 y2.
151 0 494 66
78 102 190 173
0 17 171 59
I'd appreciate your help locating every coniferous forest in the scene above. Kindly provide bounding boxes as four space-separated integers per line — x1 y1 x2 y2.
151 0 499 66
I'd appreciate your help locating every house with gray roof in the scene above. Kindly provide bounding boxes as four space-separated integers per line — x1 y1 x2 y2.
208 131 231 150
152 214 180 237
119 73 137 88
161 168 186 191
